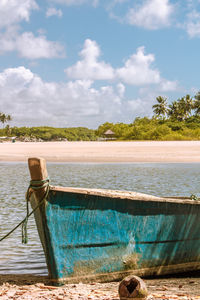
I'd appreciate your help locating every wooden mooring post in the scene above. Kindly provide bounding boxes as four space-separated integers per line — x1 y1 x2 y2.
28 157 49 200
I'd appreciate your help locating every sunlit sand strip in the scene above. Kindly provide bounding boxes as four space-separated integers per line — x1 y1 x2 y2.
0 141 200 163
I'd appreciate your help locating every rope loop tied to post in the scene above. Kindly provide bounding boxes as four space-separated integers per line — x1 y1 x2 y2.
29 178 50 190
190 194 199 201
0 177 50 244
22 177 50 244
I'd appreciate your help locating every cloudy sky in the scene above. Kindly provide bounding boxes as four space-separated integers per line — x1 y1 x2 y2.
0 0 200 128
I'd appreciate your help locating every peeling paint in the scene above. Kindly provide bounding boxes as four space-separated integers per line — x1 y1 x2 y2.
31 188 200 283
123 253 140 270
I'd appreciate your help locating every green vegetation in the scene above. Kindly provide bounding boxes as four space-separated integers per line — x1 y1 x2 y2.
0 126 97 141
1 91 200 141
96 116 200 140
96 92 200 141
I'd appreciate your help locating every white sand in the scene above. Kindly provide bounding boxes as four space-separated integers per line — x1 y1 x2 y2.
0 274 200 299
0 141 200 162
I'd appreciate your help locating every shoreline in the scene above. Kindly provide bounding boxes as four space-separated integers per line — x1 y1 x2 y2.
0 273 200 299
1 161 200 164
0 141 200 163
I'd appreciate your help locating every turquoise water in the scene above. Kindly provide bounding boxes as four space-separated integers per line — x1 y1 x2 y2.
0 162 199 275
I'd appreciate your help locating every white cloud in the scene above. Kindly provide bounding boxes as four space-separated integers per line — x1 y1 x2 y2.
127 97 152 117
126 0 174 29
50 0 98 6
0 66 151 127
185 10 200 38
0 0 65 59
116 46 161 85
117 83 125 97
0 29 65 59
66 41 177 91
0 0 38 29
46 7 63 18
0 66 34 91
0 26 18 54
66 39 114 80
16 32 65 59
159 79 178 92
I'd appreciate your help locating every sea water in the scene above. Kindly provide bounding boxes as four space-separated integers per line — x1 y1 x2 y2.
0 162 199 275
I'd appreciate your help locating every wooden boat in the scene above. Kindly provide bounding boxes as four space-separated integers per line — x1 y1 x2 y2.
28 157 200 284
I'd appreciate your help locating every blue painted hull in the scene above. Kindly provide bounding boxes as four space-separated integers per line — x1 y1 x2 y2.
30 187 200 283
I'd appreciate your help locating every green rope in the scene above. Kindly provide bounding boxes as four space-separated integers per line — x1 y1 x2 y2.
0 178 50 244
190 194 199 201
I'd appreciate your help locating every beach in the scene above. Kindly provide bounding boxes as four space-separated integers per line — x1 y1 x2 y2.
0 140 200 162
0 273 200 299
1 140 200 299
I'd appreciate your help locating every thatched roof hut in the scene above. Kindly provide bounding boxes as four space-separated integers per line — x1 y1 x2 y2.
104 129 114 135
103 129 115 140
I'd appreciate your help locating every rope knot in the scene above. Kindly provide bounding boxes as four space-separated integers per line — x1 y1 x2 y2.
190 194 199 201
22 177 50 244
29 177 50 190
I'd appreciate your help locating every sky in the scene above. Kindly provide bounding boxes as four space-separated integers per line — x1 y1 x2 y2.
0 0 200 128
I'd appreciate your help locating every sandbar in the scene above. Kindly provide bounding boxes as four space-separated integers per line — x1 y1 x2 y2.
0 141 200 163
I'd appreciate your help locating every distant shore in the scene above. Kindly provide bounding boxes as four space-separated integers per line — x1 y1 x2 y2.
0 141 200 163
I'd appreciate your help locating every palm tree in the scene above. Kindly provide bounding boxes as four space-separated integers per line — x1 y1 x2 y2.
178 97 189 120
184 94 194 116
178 94 194 120
168 100 181 120
168 95 194 121
5 124 11 136
152 96 168 120
193 91 200 116
0 112 12 128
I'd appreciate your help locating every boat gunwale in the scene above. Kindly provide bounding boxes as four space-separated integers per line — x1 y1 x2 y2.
49 185 200 205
